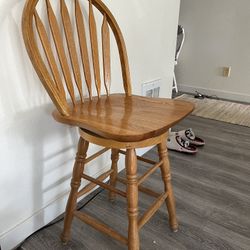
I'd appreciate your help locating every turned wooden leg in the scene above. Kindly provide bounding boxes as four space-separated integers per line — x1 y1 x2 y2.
126 148 139 250
61 137 89 243
109 148 119 201
158 140 178 232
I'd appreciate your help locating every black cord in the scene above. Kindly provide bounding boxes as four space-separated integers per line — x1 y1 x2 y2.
194 91 219 99
16 187 104 249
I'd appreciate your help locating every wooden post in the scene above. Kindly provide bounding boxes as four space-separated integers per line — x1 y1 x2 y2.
61 137 89 243
126 148 139 250
109 148 119 201
157 141 178 232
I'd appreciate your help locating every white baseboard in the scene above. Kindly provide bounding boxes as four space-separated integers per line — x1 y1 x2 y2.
0 147 152 250
179 84 250 103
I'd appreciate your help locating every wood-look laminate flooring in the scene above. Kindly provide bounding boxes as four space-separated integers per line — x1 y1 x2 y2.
18 116 250 250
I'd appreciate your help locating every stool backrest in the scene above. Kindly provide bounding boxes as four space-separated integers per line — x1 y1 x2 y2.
22 0 132 116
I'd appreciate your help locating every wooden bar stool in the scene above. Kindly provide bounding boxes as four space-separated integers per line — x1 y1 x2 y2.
22 1 194 249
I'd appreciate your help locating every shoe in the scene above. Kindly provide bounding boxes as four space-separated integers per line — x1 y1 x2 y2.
167 134 197 154
170 128 205 146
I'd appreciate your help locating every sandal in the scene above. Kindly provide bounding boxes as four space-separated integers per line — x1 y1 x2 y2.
167 134 197 154
171 128 205 146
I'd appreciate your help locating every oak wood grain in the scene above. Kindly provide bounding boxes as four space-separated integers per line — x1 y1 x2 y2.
46 0 76 105
126 149 139 250
53 95 194 142
75 0 92 99
74 211 128 245
77 169 113 198
22 1 70 115
61 0 83 102
79 129 168 150
138 191 168 230
85 147 110 163
109 149 119 200
89 0 101 97
89 0 132 96
23 0 134 115
102 14 111 95
34 11 66 98
61 137 89 243
158 141 178 232
22 1 194 249
81 173 127 198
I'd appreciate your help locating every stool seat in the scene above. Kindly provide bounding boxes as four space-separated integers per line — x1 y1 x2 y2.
53 94 194 142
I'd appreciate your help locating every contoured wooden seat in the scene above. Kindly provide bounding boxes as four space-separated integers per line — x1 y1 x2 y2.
53 94 193 142
22 0 194 249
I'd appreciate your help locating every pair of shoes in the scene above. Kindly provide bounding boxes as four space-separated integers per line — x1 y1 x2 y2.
167 128 205 154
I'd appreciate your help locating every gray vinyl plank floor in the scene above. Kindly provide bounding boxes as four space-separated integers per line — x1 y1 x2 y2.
17 116 250 250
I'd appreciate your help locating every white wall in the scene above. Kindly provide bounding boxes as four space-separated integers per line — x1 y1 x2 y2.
0 0 180 249
177 0 250 102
